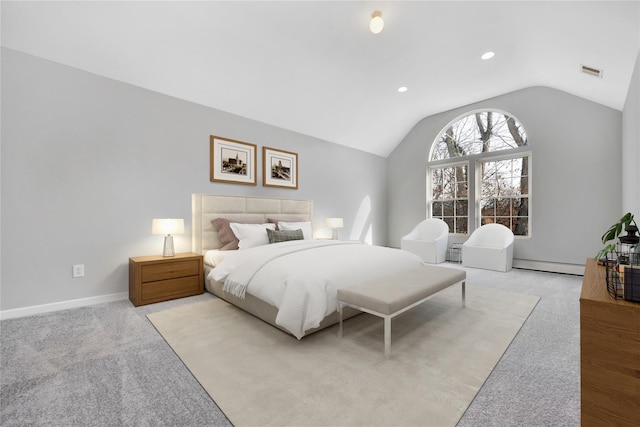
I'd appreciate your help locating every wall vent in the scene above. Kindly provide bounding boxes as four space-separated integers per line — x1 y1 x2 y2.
581 64 603 78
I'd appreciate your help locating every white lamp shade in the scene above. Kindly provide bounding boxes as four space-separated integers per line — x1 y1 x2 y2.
152 218 185 235
326 218 344 229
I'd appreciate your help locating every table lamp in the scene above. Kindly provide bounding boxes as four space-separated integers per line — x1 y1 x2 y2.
326 217 344 240
152 218 185 257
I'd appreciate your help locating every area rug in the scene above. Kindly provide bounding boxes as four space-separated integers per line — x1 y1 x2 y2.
147 284 539 427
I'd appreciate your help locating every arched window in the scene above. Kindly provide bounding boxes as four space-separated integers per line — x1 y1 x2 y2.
428 110 530 236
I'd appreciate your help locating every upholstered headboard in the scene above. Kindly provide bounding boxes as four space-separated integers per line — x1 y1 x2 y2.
192 194 313 254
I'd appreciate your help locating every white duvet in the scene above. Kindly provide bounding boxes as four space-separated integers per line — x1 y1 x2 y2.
208 240 424 339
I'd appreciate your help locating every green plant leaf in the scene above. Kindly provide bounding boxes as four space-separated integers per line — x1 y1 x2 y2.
601 213 638 243
602 227 616 243
595 243 617 261
597 212 639 258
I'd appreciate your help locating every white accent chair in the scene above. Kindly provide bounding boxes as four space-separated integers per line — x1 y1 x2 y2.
462 223 514 272
400 218 449 264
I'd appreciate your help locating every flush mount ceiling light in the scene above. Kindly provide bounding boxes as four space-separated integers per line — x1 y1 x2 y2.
398 86 408 93
370 10 384 34
481 51 495 60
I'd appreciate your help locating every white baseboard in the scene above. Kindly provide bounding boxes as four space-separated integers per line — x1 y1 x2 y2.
0 260 584 320
0 292 129 321
513 259 586 276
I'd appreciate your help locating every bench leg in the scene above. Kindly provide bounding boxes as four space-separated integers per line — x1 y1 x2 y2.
384 316 391 359
338 302 343 338
462 281 466 307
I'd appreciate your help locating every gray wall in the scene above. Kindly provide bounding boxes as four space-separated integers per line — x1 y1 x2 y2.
387 86 622 267
2 46 636 312
0 48 388 311
622 51 640 216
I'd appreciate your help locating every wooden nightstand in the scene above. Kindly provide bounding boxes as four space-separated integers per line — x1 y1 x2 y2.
129 252 204 306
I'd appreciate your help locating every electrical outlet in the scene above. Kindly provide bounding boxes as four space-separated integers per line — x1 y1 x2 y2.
72 264 85 278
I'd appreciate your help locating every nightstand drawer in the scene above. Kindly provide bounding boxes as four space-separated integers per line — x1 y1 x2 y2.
129 253 204 307
141 275 201 302
140 259 200 282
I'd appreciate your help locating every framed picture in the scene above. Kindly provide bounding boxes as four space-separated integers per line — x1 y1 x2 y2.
263 146 298 189
210 135 257 185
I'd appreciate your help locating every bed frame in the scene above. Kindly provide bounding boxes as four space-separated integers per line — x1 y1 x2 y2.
191 194 359 337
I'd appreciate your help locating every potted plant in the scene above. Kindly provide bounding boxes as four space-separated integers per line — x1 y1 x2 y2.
595 212 638 262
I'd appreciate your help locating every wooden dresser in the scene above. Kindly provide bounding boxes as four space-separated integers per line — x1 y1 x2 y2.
580 258 640 426
129 252 204 306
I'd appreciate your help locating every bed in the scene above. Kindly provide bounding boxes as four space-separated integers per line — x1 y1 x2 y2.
192 194 425 339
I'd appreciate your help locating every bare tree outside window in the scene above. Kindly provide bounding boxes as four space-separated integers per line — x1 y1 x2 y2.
429 111 529 236
480 156 529 235
431 165 468 234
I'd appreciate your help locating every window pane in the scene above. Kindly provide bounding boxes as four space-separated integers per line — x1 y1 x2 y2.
481 199 495 217
430 111 528 161
442 180 455 199
513 218 529 236
431 169 443 199
519 176 529 195
508 178 522 196
442 201 454 216
457 180 468 197
482 162 498 181
495 198 511 217
432 201 443 216
455 200 468 216
481 181 495 198
511 198 528 216
498 178 511 196
442 167 455 181
456 217 468 234
432 186 443 200
496 217 511 229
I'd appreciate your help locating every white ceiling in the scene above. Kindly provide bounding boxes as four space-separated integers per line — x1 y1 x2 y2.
2 1 639 157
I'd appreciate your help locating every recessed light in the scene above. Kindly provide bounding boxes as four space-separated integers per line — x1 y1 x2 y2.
398 86 408 93
481 51 495 60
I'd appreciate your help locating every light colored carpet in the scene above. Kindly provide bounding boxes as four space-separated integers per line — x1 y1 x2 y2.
147 284 539 427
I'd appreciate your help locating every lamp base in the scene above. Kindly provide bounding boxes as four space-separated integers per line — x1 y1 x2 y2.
163 235 175 257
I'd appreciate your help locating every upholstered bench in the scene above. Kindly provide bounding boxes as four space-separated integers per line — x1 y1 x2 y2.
337 265 466 358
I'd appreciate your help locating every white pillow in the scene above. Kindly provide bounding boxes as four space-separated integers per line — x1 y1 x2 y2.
278 221 313 240
204 250 234 267
230 223 276 249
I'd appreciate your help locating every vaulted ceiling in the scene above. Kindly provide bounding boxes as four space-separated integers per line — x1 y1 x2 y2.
2 1 639 156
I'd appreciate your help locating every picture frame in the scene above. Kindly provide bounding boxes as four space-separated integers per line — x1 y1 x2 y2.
210 135 257 185
263 146 298 189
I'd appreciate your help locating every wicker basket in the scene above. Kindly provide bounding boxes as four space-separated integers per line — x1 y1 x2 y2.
606 261 640 302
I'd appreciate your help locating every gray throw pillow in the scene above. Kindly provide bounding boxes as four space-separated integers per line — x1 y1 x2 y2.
266 228 304 244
